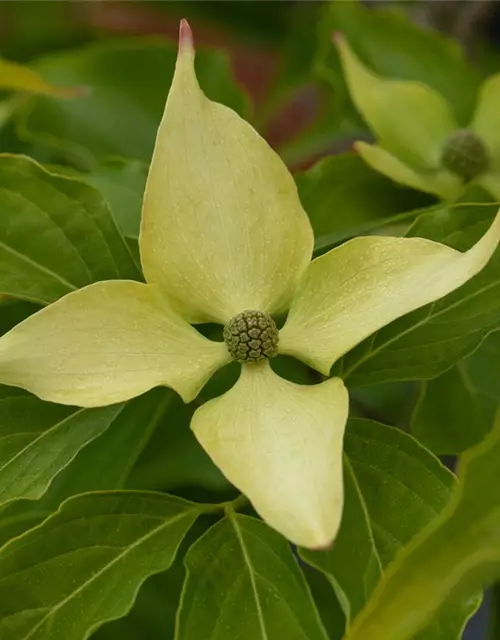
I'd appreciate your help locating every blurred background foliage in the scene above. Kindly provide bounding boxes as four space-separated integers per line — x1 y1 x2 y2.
2 2 500 639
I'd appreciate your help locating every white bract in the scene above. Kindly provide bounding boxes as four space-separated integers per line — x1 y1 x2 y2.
0 21 499 548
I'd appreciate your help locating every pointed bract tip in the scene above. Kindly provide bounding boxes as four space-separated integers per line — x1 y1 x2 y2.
179 19 194 53
332 31 343 46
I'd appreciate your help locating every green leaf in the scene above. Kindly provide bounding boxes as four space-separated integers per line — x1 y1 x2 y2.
301 419 477 637
317 1 480 126
296 153 434 252
0 491 201 640
93 557 186 640
82 159 147 240
463 330 500 402
0 389 123 507
45 388 173 502
93 518 209 640
302 454 382 622
128 392 228 493
0 154 139 304
345 413 500 640
0 388 173 547
411 365 496 454
17 39 248 167
341 203 500 386
176 513 328 640
0 298 40 335
302 564 346 640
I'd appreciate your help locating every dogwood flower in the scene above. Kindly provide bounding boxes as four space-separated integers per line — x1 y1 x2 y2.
336 34 500 202
0 21 499 549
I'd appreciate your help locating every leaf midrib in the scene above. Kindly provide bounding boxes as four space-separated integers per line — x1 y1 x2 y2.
13 503 200 640
230 515 270 640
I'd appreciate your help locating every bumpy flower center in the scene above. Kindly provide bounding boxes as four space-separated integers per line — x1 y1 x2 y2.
223 310 279 363
440 129 490 182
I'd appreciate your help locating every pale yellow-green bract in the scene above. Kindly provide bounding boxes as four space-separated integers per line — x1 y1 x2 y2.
336 34 500 201
0 58 81 98
0 21 499 548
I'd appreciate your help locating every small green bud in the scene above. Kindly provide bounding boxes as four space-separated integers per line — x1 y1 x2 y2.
440 129 490 182
223 310 279 363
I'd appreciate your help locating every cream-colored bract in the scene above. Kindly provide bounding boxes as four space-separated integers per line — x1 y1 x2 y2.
471 73 500 166
139 23 313 325
335 34 456 170
280 211 500 375
0 281 229 406
0 21 499 549
353 142 461 201
192 361 349 548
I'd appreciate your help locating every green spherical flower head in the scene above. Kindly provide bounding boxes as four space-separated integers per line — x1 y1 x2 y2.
440 129 490 183
224 310 279 363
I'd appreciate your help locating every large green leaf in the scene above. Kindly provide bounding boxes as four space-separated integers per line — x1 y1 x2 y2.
0 387 123 508
127 394 228 493
17 39 248 167
0 298 40 334
345 413 500 640
463 330 500 403
296 153 433 252
301 419 478 638
92 555 186 640
341 203 500 386
128 364 240 494
0 154 139 304
411 364 496 454
81 159 147 240
176 513 328 640
0 491 201 640
317 1 480 126
0 388 173 546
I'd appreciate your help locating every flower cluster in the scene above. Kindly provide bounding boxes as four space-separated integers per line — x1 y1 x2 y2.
0 21 498 548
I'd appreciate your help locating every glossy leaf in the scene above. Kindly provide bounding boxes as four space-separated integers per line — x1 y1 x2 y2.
0 388 173 547
176 513 328 640
0 298 40 335
341 203 500 386
0 491 201 640
17 39 247 167
296 153 433 251
0 154 138 304
463 330 500 402
0 387 123 507
82 160 147 240
128 392 228 493
301 419 477 637
94 560 186 640
345 414 500 640
411 365 496 454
